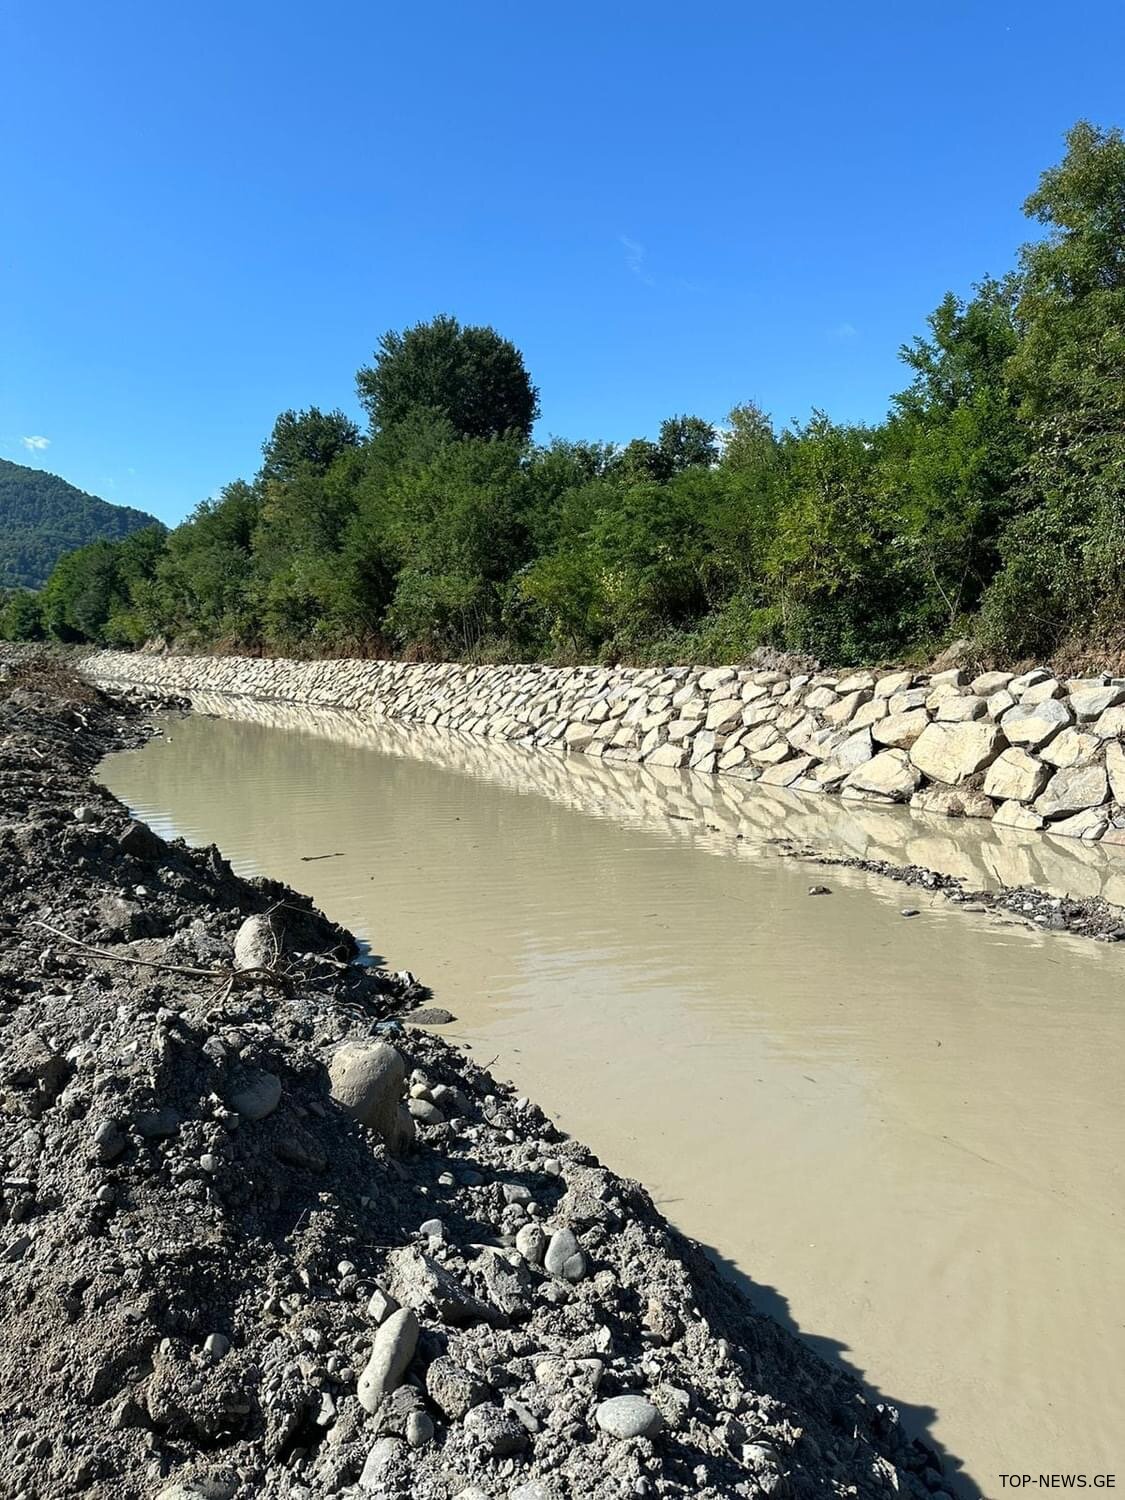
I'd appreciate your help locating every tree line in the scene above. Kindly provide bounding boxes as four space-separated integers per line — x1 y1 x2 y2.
5 122 1123 668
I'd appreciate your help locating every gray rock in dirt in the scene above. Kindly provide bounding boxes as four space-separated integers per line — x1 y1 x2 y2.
328 1041 405 1147
406 1409 434 1447
407 1096 445 1126
426 1355 490 1419
357 1306 420 1413
1034 763 1108 820
463 1401 529 1456
226 1069 282 1122
232 913 278 971
359 1436 402 1489
366 1286 398 1324
595 1394 664 1440
515 1222 547 1265
387 1247 487 1325
90 1118 125 1163
544 1227 587 1281
155 1479 237 1500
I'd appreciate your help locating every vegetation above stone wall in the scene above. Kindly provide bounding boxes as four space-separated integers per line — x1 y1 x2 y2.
6 123 1124 670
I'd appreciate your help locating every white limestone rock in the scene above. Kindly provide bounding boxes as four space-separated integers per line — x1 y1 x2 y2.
871 708 930 750
1034 763 1108 820
1001 698 1073 749
982 748 1051 804
1069 685 1125 721
1039 727 1100 768
842 749 921 801
935 695 987 722
909 721 1005 785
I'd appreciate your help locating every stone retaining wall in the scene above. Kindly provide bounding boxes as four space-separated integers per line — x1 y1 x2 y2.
81 651 1125 844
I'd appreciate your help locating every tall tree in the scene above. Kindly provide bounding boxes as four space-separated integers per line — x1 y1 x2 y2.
982 121 1125 653
658 414 718 472
260 407 361 484
356 315 540 441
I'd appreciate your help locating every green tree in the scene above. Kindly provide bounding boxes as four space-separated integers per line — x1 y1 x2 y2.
260 407 361 484
658 414 718 472
721 402 777 473
381 437 533 653
0 590 45 641
153 481 262 642
878 279 1024 632
356 315 540 441
982 121 1125 654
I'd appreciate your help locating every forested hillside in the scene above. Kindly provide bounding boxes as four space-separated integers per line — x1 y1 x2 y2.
6 122 1123 667
0 460 160 589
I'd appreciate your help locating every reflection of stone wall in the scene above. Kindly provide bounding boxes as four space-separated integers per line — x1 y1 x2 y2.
174 692 1125 907
84 651 1125 850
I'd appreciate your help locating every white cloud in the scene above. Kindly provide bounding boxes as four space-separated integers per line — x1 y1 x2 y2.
620 234 656 287
21 435 50 452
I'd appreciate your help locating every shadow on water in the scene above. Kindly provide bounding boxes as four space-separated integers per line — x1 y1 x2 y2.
697 1241 981 1500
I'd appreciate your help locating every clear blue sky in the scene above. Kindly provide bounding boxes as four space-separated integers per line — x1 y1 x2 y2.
2 1 1122 526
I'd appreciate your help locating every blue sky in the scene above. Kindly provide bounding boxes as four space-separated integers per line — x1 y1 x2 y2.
2 1 1122 526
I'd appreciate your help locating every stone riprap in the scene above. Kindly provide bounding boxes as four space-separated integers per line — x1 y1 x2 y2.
80 652 1125 844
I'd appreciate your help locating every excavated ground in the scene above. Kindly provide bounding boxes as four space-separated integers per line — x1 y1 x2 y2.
0 659 943 1500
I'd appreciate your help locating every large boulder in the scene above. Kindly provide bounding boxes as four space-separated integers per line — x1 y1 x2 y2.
1069 685 1125 722
328 1042 406 1147
982 748 1051 804
841 749 921 801
822 689 872 726
971 671 1014 696
1034 764 1109 820
563 721 596 750
1002 698 1073 749
1040 727 1101 769
872 708 930 749
759 754 815 787
909 722 1005 785
935 694 987 722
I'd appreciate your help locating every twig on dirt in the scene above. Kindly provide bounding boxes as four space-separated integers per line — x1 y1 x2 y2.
30 919 293 992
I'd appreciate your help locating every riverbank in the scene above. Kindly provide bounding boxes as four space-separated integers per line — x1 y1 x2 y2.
74 650 1125 859
0 660 936 1499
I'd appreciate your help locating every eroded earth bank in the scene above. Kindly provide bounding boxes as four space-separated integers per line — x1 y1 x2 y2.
0 661 936 1499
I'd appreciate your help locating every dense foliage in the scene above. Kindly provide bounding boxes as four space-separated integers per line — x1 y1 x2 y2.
7 124 1124 667
0 459 160 590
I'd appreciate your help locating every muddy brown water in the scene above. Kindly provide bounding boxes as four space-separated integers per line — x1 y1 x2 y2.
98 696 1125 1497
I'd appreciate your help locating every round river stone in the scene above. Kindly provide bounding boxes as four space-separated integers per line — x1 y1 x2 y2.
595 1394 663 1440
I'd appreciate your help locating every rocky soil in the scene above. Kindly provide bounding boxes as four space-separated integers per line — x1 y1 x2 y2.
0 660 945 1500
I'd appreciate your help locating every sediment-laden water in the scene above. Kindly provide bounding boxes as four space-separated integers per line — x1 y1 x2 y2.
99 697 1125 1497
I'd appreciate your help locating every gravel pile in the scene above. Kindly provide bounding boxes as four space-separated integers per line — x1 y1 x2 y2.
0 662 941 1499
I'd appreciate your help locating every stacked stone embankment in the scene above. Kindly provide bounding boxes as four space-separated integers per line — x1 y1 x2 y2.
82 651 1125 844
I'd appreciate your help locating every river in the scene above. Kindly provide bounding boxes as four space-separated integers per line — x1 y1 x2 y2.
98 696 1125 1498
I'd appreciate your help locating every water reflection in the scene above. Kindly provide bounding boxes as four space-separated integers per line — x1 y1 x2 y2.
188 691 1125 906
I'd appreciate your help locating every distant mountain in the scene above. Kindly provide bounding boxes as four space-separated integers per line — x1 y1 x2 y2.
0 458 163 589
